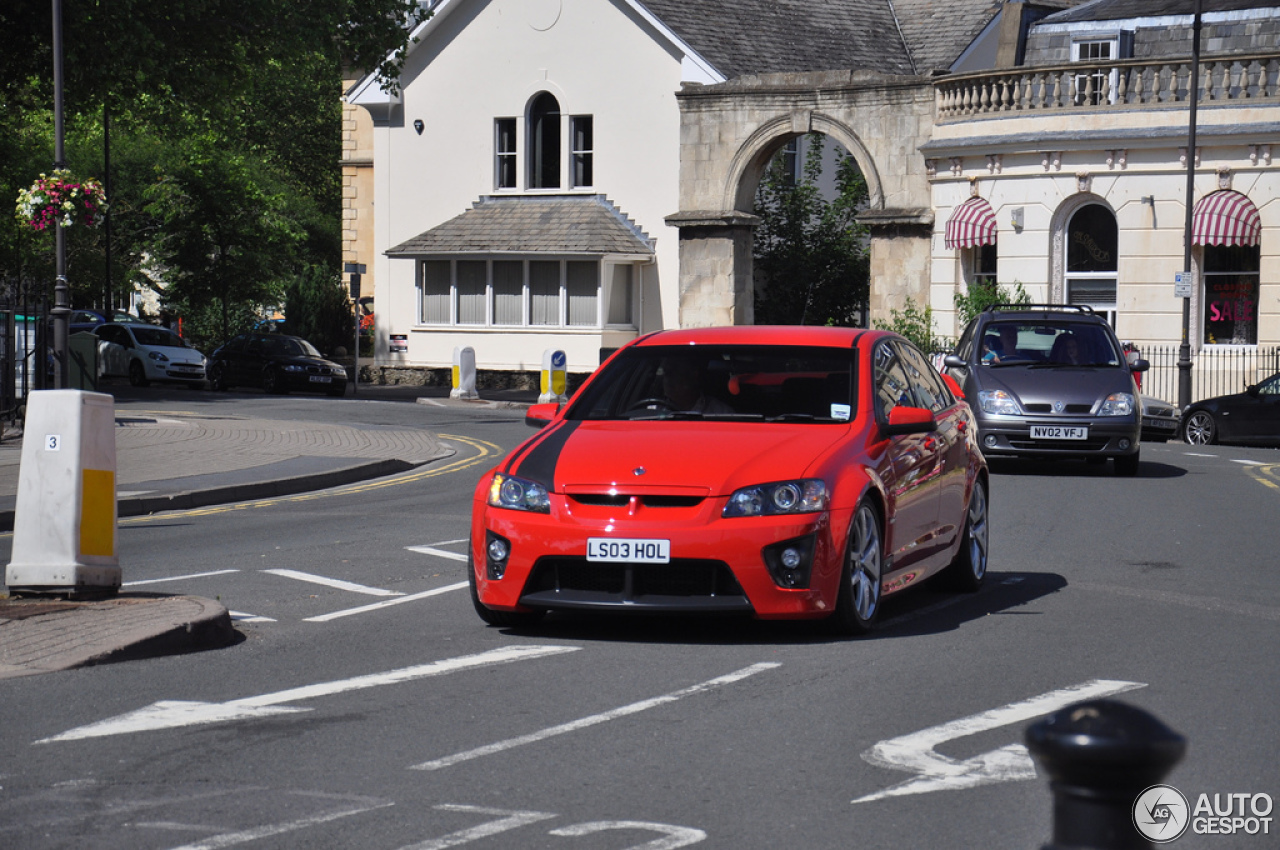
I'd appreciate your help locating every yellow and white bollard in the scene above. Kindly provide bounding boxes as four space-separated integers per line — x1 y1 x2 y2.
450 346 478 400
539 349 568 404
5 390 120 596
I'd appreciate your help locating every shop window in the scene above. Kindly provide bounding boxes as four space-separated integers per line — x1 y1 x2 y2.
1203 244 1260 345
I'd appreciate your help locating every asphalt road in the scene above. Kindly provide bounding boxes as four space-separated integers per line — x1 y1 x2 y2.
1 389 1277 849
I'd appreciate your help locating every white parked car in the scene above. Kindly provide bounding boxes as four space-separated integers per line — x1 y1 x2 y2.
95 322 207 388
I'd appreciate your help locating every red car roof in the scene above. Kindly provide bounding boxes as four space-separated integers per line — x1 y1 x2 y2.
632 325 877 348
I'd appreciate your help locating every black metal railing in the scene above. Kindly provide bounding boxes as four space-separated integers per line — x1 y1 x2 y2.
1133 345 1280 406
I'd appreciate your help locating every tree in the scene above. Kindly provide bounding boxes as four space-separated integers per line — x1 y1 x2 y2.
753 135 871 326
282 265 354 357
954 280 1032 327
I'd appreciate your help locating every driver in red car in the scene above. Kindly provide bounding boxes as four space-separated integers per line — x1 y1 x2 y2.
659 357 733 414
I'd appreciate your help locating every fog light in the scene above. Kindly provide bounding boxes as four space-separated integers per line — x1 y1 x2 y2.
984 434 998 448
485 531 511 579
763 534 817 588
1118 438 1131 450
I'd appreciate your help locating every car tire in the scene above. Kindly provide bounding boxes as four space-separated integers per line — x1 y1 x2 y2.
943 477 989 592
209 365 229 391
1183 410 1217 445
467 551 545 628
262 369 286 395
1114 449 1140 477
128 360 149 387
822 499 883 636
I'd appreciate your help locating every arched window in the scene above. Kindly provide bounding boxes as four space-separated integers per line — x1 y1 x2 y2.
1065 204 1117 326
528 93 561 189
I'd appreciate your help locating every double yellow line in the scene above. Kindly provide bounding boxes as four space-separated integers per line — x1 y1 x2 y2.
121 433 501 524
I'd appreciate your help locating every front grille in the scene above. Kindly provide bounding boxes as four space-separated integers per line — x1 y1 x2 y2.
569 494 704 508
519 557 751 613
1008 436 1112 451
1024 403 1094 414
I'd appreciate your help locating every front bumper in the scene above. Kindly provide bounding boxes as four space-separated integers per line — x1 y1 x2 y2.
472 498 846 620
975 415 1140 458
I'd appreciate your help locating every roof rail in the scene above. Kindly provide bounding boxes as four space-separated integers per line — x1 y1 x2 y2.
982 303 1094 314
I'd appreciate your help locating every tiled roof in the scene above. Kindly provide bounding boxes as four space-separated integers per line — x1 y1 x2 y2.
893 0 1005 74
637 0 917 77
1041 0 1277 24
386 195 655 257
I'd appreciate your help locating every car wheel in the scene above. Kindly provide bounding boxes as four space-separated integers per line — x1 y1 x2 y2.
1183 410 1217 445
127 360 149 387
944 477 989 592
262 369 286 395
823 500 883 636
1114 449 1141 477
209 365 229 391
467 551 545 628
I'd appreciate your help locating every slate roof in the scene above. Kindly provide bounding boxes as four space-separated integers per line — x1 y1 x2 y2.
386 195 655 257
1041 0 1278 24
637 0 917 77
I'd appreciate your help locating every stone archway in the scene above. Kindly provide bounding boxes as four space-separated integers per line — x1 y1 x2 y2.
666 71 936 327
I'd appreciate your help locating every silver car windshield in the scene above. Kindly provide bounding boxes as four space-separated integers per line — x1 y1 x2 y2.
980 321 1120 367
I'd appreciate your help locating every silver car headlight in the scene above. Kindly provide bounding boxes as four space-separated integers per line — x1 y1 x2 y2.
1099 392 1136 416
723 479 828 518
487 473 550 513
147 351 169 362
978 389 1023 416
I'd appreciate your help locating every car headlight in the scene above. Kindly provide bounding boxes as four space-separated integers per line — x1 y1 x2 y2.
147 351 169 363
978 389 1023 416
284 364 306 372
1099 392 1136 416
723 479 828 518
487 473 550 513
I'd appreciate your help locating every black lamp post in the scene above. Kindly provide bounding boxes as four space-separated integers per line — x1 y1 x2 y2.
1178 0 1203 412
50 0 70 390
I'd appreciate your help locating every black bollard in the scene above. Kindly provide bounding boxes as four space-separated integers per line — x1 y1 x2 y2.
1025 699 1187 850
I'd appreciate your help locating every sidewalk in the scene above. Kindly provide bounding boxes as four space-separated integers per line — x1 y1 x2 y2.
0 384 537 679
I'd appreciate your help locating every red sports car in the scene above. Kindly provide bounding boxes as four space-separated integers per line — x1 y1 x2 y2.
469 326 989 634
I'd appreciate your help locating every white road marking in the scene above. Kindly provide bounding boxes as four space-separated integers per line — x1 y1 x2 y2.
162 801 394 849
304 582 468 622
411 662 781 772
549 821 707 849
851 678 1146 803
406 546 468 562
263 568 404 597
1231 459 1265 465
1183 452 1217 457
36 645 581 743
396 804 555 850
123 570 240 586
228 612 275 623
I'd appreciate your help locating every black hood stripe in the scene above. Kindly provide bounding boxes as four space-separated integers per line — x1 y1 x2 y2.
507 419 580 489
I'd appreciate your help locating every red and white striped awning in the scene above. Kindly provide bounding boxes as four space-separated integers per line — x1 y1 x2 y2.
944 197 997 249
1192 190 1261 247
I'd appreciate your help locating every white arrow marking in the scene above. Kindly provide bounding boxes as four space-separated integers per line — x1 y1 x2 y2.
304 581 467 622
406 545 468 562
36 645 580 744
852 678 1146 803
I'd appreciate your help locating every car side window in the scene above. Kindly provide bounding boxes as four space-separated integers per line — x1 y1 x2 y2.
874 341 917 421
898 342 952 413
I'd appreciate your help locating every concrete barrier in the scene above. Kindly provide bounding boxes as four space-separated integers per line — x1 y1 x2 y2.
6 390 120 596
450 346 479 400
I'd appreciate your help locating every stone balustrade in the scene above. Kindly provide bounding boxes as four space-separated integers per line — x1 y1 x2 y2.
936 53 1280 121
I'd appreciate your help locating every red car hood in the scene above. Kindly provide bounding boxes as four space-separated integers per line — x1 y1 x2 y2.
529 421 847 495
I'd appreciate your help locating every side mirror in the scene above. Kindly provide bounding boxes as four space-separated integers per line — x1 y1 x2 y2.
1129 358 1150 373
882 405 937 436
524 402 560 428
943 354 966 369
1247 384 1261 398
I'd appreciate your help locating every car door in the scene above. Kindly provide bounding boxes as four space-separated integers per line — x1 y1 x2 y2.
240 336 266 387
897 340 970 545
96 325 129 377
1231 374 1280 441
872 339 943 573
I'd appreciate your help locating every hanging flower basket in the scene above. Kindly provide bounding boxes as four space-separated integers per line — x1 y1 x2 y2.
15 168 109 231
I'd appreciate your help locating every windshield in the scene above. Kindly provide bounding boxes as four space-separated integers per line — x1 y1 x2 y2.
261 336 321 358
132 327 188 348
979 320 1121 367
565 345 856 423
